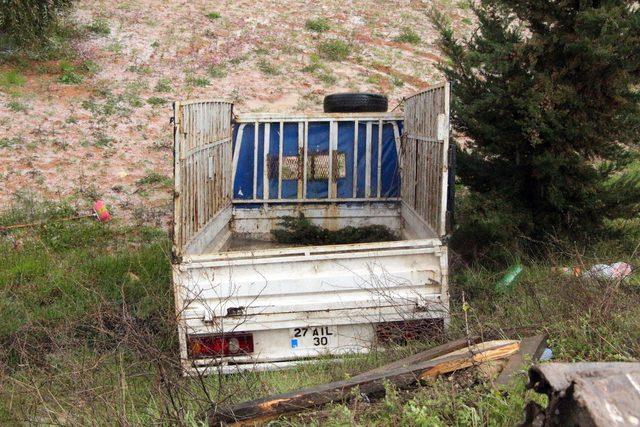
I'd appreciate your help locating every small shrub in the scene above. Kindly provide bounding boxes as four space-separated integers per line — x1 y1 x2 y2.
305 18 330 33
155 78 171 92
137 172 171 187
93 132 113 147
207 65 226 78
82 94 130 117
205 12 220 20
147 97 167 106
85 18 110 35
0 70 26 88
127 64 152 74
106 41 123 54
7 100 28 112
79 60 100 74
317 39 351 61
394 28 421 44
319 72 337 85
123 81 146 107
186 76 209 87
58 62 83 84
257 58 279 75
0 137 22 148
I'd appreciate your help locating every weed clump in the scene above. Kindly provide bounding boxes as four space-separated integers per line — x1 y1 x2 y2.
85 18 110 35
146 96 167 106
317 39 351 61
186 75 209 87
0 70 26 88
154 78 171 93
257 58 279 75
271 214 398 245
305 18 330 33
7 99 28 112
394 28 421 44
58 61 83 84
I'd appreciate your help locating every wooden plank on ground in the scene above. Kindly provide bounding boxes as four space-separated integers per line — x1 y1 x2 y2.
208 340 519 425
495 334 548 386
350 336 480 381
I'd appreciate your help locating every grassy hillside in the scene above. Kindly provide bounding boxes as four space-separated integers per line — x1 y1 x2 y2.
0 197 638 425
0 0 474 226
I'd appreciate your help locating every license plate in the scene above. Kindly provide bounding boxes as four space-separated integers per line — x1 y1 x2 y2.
290 326 336 349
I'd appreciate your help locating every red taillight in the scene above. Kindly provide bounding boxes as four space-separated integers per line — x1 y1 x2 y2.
188 333 254 358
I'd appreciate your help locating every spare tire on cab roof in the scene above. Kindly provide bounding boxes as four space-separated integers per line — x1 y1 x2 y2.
323 93 388 113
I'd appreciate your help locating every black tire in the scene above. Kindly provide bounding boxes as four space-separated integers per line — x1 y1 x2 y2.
323 93 388 113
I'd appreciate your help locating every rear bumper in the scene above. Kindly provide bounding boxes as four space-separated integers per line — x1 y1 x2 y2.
181 317 445 375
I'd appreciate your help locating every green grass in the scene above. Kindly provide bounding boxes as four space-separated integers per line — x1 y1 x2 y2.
301 54 336 85
0 196 637 425
146 96 167 106
58 61 83 84
207 65 226 78
205 11 221 20
93 131 113 147
317 39 351 61
0 137 23 148
186 75 210 87
394 28 421 45
136 172 172 187
155 78 172 93
7 99 28 112
0 70 27 88
305 18 330 33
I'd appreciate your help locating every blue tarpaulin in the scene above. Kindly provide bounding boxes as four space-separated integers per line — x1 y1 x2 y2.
233 120 402 204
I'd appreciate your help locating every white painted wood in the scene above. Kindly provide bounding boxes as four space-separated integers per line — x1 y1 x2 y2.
391 122 401 162
173 100 233 257
353 120 359 198
303 120 308 198
231 123 246 186
263 122 270 200
328 120 336 198
184 205 232 255
253 121 258 200
297 122 304 198
377 119 382 197
365 121 372 198
236 112 403 122
278 121 283 199
232 197 400 204
401 81 450 237
439 82 451 235
230 203 402 238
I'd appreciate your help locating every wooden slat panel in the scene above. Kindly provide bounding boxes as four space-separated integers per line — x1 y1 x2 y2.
401 83 449 236
173 101 233 257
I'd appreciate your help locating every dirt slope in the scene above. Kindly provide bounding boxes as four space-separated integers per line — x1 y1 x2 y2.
0 0 472 225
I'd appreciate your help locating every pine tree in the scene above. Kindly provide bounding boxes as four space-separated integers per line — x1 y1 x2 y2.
431 1 640 241
0 0 73 49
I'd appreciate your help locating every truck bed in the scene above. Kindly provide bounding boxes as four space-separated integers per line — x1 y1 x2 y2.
171 83 451 374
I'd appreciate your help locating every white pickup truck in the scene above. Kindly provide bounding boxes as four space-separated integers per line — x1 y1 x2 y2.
171 83 451 374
